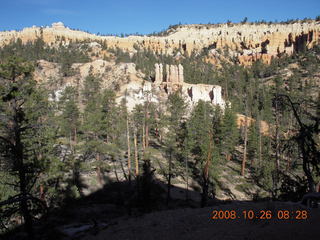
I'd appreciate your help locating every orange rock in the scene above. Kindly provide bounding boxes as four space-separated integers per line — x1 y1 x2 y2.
236 114 269 135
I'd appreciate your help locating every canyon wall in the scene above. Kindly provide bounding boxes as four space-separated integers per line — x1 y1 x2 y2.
1 21 320 65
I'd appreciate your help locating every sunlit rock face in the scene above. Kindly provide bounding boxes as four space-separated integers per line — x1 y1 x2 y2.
115 63 226 111
181 84 224 107
152 63 225 110
34 59 225 112
1 21 319 65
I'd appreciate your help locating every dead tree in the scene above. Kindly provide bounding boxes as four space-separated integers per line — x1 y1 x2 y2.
278 94 320 192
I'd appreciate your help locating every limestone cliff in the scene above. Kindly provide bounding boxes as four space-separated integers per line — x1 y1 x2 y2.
1 21 319 65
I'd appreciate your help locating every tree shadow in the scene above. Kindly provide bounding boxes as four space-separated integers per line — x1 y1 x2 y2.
2 159 218 239
2 156 315 240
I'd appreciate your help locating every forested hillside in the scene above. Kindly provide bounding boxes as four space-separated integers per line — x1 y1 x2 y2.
0 20 319 239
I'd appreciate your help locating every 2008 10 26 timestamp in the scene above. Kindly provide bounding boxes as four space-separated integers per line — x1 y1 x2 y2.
211 209 308 220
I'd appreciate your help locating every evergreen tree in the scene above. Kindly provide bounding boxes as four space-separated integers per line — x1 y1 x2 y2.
58 86 80 144
132 104 145 176
81 72 106 185
163 92 187 205
56 86 85 197
0 57 52 238
220 104 239 161
186 100 219 207
247 120 259 167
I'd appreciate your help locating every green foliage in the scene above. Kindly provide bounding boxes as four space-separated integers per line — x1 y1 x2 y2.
247 120 259 165
109 47 131 64
162 92 187 181
58 86 80 139
0 38 90 77
220 104 239 158
81 70 102 104
257 157 275 195
131 49 160 79
186 101 214 161
181 51 217 85
186 101 221 171
0 57 55 234
0 172 18 202
166 92 187 133
132 104 145 139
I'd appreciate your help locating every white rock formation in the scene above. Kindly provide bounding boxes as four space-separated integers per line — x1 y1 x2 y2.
52 22 65 29
181 84 225 109
154 63 225 109
154 63 163 84
178 64 184 83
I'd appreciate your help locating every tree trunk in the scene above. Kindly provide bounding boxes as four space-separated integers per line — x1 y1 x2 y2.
286 153 291 171
39 184 45 202
113 157 120 182
275 100 280 173
142 121 146 151
300 139 316 192
69 132 73 153
134 129 139 176
201 133 213 208
225 77 229 100
166 150 172 206
120 158 128 181
74 127 77 143
185 155 189 201
145 123 149 148
96 153 103 186
241 115 248 176
126 117 131 184
259 119 262 166
145 101 150 149
13 98 33 239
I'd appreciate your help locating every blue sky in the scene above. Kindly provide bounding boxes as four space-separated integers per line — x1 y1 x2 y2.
0 0 319 35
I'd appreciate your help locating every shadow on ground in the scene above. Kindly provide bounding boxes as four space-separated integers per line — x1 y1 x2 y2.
2 166 319 240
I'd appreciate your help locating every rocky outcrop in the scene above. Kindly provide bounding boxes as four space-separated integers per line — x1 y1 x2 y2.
34 58 225 113
236 114 269 135
33 60 60 83
155 63 184 85
153 63 225 109
154 63 163 84
1 21 319 65
113 62 226 111
182 84 224 106
165 64 184 83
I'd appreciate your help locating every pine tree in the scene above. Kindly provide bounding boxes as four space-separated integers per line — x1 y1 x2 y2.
247 120 259 167
81 72 106 185
132 104 145 176
164 92 187 205
58 86 80 146
56 86 85 197
186 100 217 207
220 104 239 161
0 57 52 238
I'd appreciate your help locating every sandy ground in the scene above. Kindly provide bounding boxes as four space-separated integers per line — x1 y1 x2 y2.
79 201 319 240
